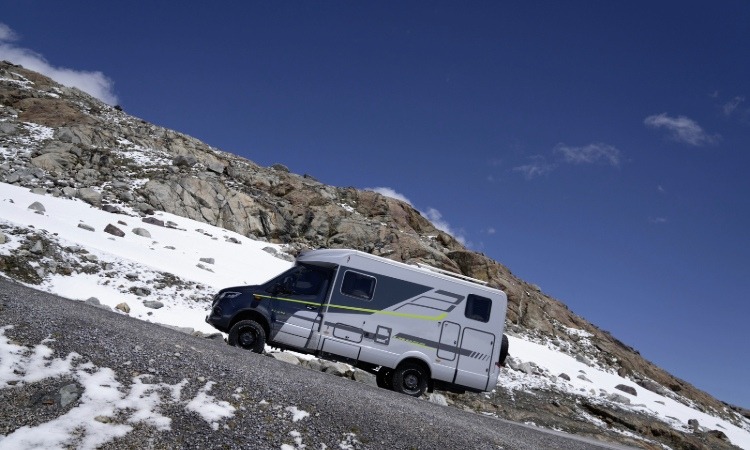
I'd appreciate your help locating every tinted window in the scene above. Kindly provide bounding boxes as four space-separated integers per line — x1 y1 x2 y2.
465 294 492 322
341 271 376 301
268 265 328 296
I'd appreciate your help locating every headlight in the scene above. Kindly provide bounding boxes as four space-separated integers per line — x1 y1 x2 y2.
218 291 242 300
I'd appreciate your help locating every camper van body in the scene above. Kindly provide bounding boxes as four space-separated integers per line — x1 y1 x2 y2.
206 249 508 395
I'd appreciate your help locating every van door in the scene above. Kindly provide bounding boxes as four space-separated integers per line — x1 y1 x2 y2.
268 265 332 349
454 328 496 390
437 322 460 360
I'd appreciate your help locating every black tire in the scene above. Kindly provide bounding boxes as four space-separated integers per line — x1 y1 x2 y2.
375 368 393 390
228 320 266 353
498 334 509 367
392 362 428 397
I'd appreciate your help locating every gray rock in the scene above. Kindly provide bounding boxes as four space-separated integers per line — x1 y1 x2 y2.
30 240 44 254
322 361 350 377
0 232 7 245
77 223 95 232
173 155 197 167
31 152 78 172
615 384 638 396
196 263 214 272
104 224 125 237
59 383 81 408
262 246 278 255
61 187 77 198
352 369 376 386
428 393 448 406
271 163 290 172
558 373 571 381
577 374 593 383
77 187 102 207
85 297 101 306
688 418 700 432
29 187 47 195
101 205 121 214
207 161 226 174
115 303 130 313
142 217 165 227
143 300 164 309
132 228 151 238
0 122 17 134
161 324 195 334
636 378 669 396
607 393 631 405
269 352 301 365
199 257 215 264
28 201 46 213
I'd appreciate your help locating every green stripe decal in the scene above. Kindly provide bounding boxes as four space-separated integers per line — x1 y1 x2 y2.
253 294 447 321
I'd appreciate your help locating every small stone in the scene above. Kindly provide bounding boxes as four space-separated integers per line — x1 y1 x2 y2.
94 416 111 424
199 257 215 265
77 223 95 232
143 300 164 309
115 303 131 314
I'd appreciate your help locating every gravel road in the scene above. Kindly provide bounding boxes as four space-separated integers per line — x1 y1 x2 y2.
0 278 633 449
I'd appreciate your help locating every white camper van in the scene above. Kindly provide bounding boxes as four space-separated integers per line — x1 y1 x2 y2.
206 249 509 397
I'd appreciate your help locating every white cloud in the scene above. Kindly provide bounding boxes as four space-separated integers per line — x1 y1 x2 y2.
0 23 18 42
0 23 118 105
722 96 745 117
644 113 719 146
512 156 555 179
649 217 668 224
486 227 496 235
365 187 412 205
553 143 621 167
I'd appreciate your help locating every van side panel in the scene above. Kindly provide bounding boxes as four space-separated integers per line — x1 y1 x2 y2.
301 251 507 392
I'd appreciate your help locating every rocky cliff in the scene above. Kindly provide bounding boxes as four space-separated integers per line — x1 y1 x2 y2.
1 60 747 449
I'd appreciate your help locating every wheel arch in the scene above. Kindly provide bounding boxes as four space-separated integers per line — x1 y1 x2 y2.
395 355 432 380
229 309 271 338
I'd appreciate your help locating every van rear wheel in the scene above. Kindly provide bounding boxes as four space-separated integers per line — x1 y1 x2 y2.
392 362 428 397
228 320 266 354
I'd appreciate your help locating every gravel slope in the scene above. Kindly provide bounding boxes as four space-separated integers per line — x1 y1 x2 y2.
0 278 632 449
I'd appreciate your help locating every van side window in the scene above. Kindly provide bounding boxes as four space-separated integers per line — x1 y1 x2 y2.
341 271 376 301
465 294 492 322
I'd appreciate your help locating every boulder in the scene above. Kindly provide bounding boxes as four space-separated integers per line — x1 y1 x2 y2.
132 228 151 238
28 201 46 213
269 352 301 365
143 300 164 309
173 155 197 167
77 188 102 207
77 223 95 232
104 224 125 237
115 303 130 314
615 384 637 396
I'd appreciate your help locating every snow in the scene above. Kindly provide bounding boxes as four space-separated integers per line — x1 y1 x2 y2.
1 180 749 449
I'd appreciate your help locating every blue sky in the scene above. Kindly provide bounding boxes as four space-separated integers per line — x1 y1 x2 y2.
2 2 749 408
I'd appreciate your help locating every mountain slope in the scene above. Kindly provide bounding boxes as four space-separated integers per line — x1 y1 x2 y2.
1 60 749 449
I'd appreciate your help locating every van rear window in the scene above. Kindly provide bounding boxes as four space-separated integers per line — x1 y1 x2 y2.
341 271 376 301
465 294 492 322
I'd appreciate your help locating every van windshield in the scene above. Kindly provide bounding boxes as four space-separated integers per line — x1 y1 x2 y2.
266 264 331 297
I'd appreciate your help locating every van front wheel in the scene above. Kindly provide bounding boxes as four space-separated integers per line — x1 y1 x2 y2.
392 362 428 397
228 320 266 354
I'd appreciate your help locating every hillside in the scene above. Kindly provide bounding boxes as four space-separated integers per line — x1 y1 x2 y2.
1 60 749 449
